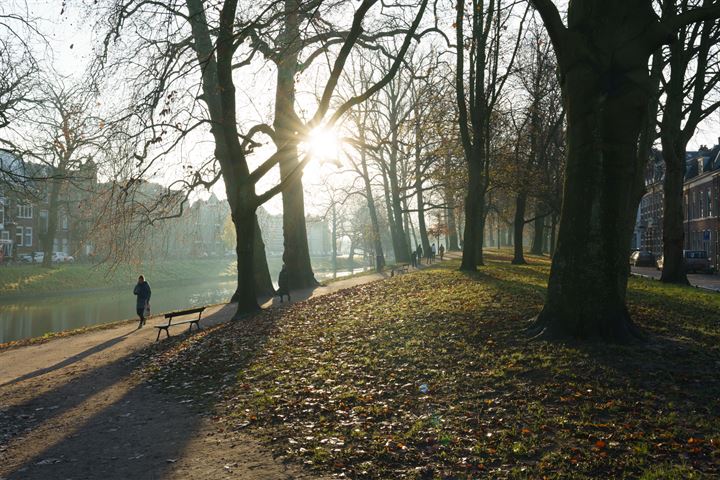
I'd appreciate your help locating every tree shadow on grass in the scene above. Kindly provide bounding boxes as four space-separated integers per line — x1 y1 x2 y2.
0 303 282 479
458 266 720 418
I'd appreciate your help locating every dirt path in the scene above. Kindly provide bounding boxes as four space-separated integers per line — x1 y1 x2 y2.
0 271 401 480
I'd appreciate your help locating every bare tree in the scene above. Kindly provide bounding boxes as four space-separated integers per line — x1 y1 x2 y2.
455 0 529 271
98 0 429 316
529 0 720 340
659 0 720 284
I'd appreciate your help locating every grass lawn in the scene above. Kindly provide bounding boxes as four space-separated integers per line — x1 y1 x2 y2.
137 253 720 479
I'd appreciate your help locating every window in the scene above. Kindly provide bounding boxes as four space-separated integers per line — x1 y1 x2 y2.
709 190 714 218
62 214 68 230
700 190 705 218
0 201 4 226
1 231 9 241
24 227 32 247
15 226 23 246
17 204 32 219
39 210 49 234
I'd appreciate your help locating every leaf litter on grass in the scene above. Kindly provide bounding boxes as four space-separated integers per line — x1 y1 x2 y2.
135 258 720 479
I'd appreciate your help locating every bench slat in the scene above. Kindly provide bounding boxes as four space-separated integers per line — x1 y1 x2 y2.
164 307 205 318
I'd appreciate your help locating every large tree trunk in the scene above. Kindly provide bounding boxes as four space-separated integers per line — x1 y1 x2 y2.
659 145 689 284
530 209 545 255
549 212 557 257
446 202 460 251
526 0 682 341
233 214 274 301
360 143 385 271
389 165 410 263
460 157 484 270
273 0 317 290
530 41 647 341
380 166 402 261
186 0 260 317
231 200 260 314
512 190 528 264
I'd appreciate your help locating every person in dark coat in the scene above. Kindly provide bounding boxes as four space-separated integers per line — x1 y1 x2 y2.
277 264 290 303
133 275 151 328
416 244 423 266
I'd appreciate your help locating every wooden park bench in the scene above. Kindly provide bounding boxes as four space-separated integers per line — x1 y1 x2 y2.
391 263 410 276
154 306 206 341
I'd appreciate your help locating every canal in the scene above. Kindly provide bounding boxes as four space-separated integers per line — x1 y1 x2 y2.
0 267 370 344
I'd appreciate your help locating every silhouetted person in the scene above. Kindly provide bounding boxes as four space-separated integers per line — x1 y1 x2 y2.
133 275 151 328
411 251 417 268
431 243 437 262
439 244 445 260
416 244 423 266
277 264 290 303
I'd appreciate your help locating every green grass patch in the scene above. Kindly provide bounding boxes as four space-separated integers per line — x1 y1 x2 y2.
139 253 720 479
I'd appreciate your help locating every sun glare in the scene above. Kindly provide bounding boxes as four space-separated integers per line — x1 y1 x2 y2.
303 127 341 163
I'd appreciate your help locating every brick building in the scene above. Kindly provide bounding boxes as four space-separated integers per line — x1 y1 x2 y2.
635 144 720 269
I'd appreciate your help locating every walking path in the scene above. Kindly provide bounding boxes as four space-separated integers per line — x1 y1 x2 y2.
0 258 450 479
631 266 720 292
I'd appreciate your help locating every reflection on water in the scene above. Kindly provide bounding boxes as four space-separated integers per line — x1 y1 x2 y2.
0 280 237 344
0 266 371 344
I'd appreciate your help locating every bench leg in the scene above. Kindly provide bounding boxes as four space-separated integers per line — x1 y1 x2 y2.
155 328 162 342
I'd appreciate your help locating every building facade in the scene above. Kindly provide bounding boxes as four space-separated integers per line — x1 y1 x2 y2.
635 144 720 269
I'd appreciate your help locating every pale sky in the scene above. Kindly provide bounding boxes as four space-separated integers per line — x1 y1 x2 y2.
15 0 720 218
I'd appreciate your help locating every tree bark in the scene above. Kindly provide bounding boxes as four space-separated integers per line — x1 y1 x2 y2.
512 190 528 264
186 0 260 316
360 142 385 271
274 0 317 290
530 40 647 340
460 157 485 270
525 0 690 340
233 214 274 301
660 145 689 284
530 209 545 255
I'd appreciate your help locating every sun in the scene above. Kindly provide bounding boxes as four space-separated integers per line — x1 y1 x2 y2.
302 127 341 164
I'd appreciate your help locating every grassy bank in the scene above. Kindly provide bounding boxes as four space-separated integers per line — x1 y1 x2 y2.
136 254 720 478
0 259 237 297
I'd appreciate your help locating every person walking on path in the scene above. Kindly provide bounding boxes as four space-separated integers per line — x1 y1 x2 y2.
277 264 291 303
431 243 437 262
416 244 423 266
411 250 417 268
439 244 445 260
133 275 151 328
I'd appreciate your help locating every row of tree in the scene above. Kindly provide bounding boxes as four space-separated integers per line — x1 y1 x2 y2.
3 1 720 341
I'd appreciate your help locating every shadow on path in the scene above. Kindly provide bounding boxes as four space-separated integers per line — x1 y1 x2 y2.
0 303 290 479
0 331 132 388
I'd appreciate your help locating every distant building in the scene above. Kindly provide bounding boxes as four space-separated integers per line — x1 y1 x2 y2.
256 208 332 257
306 216 332 255
635 143 720 268
257 206 283 256
0 151 95 260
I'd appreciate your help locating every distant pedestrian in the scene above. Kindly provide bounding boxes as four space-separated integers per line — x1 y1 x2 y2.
426 246 432 264
416 244 423 266
439 244 445 260
277 264 291 303
431 243 437 262
133 275 151 328
411 251 417 268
